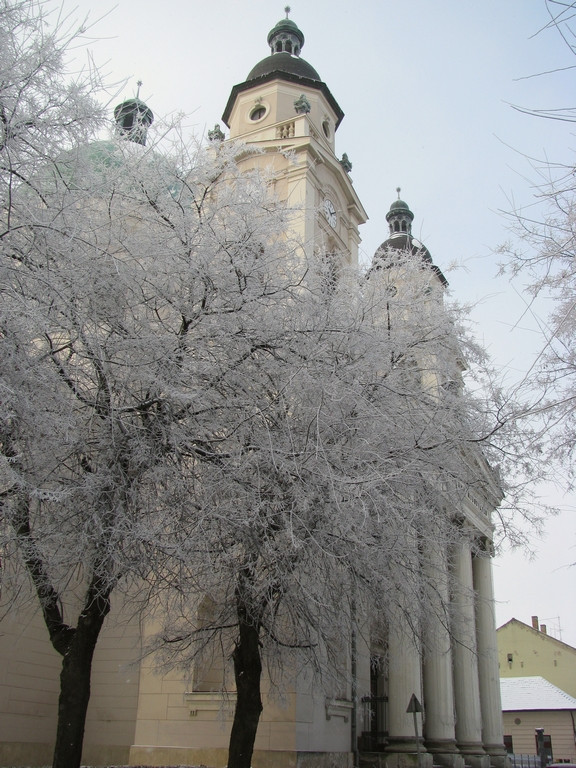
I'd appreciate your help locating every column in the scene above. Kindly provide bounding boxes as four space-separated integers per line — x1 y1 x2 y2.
387 616 424 753
451 538 489 768
385 528 432 767
472 545 509 768
422 539 462 768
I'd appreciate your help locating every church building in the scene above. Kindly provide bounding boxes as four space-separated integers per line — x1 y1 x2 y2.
0 11 508 768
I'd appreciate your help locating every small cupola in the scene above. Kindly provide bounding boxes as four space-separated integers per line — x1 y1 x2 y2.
386 188 414 235
267 6 305 56
373 190 448 286
222 11 344 134
114 84 154 146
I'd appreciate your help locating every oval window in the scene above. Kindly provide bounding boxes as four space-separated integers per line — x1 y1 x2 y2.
250 105 267 121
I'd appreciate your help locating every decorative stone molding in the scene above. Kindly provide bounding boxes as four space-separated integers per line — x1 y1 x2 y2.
184 691 237 717
325 697 353 722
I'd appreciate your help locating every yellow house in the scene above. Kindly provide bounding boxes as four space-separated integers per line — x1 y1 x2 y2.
497 618 576 699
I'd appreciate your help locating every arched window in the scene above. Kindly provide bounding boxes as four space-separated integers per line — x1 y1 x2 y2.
192 596 228 692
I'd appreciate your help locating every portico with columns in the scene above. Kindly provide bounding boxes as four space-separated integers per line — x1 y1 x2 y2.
370 526 507 768
377 542 507 766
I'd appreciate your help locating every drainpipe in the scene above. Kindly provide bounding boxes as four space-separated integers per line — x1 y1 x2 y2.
351 595 359 768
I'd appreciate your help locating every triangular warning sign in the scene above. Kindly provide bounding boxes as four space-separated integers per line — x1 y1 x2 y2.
406 693 423 713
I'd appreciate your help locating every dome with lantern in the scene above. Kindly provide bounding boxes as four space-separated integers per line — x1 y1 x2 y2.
373 192 448 286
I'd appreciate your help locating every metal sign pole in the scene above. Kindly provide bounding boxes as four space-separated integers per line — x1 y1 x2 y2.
407 693 423 768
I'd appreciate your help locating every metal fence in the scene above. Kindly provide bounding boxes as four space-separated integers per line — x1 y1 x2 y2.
359 695 389 751
510 755 545 768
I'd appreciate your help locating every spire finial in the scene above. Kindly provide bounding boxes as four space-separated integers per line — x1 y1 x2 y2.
396 186 401 199
285 5 291 18
136 80 142 98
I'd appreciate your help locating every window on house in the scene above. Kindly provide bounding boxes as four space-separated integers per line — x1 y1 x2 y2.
535 734 553 764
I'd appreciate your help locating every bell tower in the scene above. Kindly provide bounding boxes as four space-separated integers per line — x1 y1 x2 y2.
373 191 448 288
221 8 367 266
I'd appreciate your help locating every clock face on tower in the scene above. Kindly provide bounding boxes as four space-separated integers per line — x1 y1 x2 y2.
323 197 337 228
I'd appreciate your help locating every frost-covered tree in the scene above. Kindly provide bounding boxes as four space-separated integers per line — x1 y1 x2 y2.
0 3 107 765
0 9 508 768
498 1 576 486
143 244 501 768
1 120 329 766
1 114 503 768
0 0 105 214
500 168 576 480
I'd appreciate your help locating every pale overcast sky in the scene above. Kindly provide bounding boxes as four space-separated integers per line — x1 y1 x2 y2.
65 0 576 645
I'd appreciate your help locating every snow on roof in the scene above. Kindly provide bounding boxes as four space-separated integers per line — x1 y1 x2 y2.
500 676 576 711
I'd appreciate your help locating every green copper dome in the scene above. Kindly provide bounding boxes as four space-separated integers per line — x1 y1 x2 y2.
373 194 448 286
247 53 320 82
267 17 305 51
113 98 154 146
389 198 410 212
386 198 414 222
245 9 320 82
265 7 305 57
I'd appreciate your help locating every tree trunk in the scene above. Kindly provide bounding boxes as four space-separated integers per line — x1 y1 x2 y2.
228 597 263 768
52 594 110 768
11 496 112 768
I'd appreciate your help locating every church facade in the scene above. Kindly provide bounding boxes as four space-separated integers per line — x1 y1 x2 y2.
0 12 508 768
